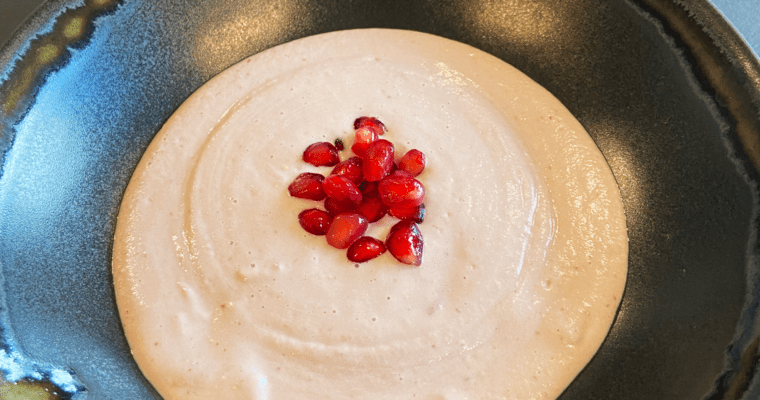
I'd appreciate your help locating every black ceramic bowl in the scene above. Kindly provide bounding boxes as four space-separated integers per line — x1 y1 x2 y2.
1 1 759 399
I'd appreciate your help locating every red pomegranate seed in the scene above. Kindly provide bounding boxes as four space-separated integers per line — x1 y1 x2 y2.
326 213 369 249
303 142 340 167
351 127 378 158
386 220 423 266
398 149 426 177
347 236 386 263
363 139 395 182
334 138 345 151
389 204 425 223
353 116 386 135
288 172 326 201
324 197 356 216
298 209 333 235
322 175 363 206
330 157 363 184
356 195 388 223
378 171 425 208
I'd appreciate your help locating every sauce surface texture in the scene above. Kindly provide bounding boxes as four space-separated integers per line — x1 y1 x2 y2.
113 29 628 400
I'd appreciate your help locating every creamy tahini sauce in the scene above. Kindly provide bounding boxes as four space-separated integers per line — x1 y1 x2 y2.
113 29 628 399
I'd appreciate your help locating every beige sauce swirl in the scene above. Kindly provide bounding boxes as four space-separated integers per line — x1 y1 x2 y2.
113 29 627 399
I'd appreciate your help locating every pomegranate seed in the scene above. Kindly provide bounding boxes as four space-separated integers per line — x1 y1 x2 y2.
386 220 423 266
378 171 425 208
322 175 363 206
324 197 356 216
351 127 378 158
356 195 388 223
288 172 326 201
334 138 345 151
353 116 386 135
298 209 333 235
389 204 425 223
363 139 395 182
330 157 363 184
347 236 386 263
398 149 426 177
326 213 369 249
303 142 340 167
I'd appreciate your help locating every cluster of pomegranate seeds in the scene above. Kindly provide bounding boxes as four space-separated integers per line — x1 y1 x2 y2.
289 117 427 266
